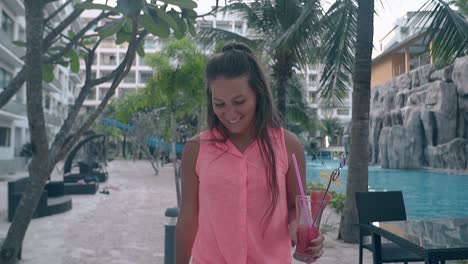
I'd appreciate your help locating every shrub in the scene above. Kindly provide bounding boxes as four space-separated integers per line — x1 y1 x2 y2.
307 182 346 214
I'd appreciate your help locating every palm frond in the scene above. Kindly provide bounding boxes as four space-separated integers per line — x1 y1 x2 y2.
318 0 357 107
413 0 468 66
272 0 324 67
196 26 256 48
226 1 275 39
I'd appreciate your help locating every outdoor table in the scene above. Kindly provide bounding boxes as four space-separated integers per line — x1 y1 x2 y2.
361 218 468 264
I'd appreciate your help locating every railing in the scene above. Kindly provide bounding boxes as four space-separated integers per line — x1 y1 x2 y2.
0 29 25 59
3 99 26 117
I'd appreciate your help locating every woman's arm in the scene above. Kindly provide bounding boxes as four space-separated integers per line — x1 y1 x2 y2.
284 129 325 259
175 139 200 264
284 129 307 243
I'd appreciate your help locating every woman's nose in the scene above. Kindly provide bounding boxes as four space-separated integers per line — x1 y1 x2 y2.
224 105 237 118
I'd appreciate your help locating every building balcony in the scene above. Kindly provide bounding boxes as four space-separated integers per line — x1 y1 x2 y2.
43 80 62 94
2 98 27 117
3 0 24 14
0 30 25 67
44 112 63 127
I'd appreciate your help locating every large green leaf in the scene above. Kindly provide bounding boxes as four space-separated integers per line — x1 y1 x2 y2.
43 64 54 83
116 30 131 44
160 0 197 9
65 49 80 73
116 0 145 16
150 5 179 31
96 18 125 39
187 20 196 37
139 14 170 38
75 3 117 11
13 41 26 47
182 9 197 20
137 41 145 57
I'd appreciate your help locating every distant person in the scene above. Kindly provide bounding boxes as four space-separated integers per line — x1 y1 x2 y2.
175 42 324 263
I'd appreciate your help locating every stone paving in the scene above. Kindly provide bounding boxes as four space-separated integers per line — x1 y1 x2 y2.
0 160 427 264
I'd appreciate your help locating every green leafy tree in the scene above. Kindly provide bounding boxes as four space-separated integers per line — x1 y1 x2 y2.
284 74 320 140
144 38 206 207
320 118 343 147
0 1 197 262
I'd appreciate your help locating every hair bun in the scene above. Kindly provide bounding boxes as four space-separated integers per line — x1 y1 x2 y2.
222 43 253 54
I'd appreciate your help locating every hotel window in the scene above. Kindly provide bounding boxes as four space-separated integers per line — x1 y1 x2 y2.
123 71 136 83
119 53 135 65
1 11 14 39
139 56 148 66
45 95 51 110
143 39 156 49
87 87 96 100
99 88 109 100
308 74 318 86
139 71 152 84
0 127 11 147
101 53 117 65
337 108 350 116
0 68 12 90
99 70 112 82
308 91 317 103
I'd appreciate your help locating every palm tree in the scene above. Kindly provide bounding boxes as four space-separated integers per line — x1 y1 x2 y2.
285 74 321 138
321 118 343 147
280 0 468 243
198 0 323 117
144 38 206 207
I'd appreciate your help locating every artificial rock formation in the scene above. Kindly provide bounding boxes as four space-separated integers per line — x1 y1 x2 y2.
369 56 468 170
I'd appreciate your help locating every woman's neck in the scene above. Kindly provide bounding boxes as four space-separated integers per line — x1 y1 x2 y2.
227 126 258 153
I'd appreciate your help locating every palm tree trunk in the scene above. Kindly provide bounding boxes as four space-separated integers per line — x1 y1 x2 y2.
338 0 374 243
272 51 295 117
0 1 48 262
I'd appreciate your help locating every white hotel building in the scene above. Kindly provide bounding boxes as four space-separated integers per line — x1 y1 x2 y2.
82 9 351 124
0 0 82 173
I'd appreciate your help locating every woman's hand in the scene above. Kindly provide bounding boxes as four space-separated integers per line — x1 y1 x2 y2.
307 233 325 261
290 221 325 263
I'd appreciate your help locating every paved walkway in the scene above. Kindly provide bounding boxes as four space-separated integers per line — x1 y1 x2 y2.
0 160 415 263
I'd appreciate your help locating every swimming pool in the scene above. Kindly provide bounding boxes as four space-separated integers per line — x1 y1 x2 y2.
306 158 468 220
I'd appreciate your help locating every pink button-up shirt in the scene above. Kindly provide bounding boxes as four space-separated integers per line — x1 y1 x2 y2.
192 128 291 264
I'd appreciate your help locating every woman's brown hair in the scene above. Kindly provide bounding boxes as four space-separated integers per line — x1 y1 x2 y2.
205 42 282 227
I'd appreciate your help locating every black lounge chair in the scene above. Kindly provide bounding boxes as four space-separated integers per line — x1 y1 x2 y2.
47 180 99 195
355 191 424 264
8 177 72 222
63 134 109 183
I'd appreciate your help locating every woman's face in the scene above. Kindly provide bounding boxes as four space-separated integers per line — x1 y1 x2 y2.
210 76 257 136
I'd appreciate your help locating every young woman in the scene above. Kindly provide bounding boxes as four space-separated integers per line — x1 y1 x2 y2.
175 42 324 263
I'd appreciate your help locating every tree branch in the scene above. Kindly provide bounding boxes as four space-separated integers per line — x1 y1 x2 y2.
45 12 110 64
0 0 91 109
44 0 73 24
42 0 92 48
0 68 26 109
57 32 146 160
51 18 146 163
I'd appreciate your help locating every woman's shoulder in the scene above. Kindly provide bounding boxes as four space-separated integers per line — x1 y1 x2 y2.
281 128 302 151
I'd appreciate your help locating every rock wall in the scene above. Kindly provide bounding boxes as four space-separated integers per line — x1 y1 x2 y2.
369 56 468 170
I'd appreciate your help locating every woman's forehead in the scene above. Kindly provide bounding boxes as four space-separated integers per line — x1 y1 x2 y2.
210 76 253 97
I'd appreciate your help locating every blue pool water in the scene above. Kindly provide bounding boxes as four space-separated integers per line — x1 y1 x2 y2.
307 158 468 220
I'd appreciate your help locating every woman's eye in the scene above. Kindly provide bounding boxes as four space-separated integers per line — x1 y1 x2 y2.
214 103 225 108
234 100 245 105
